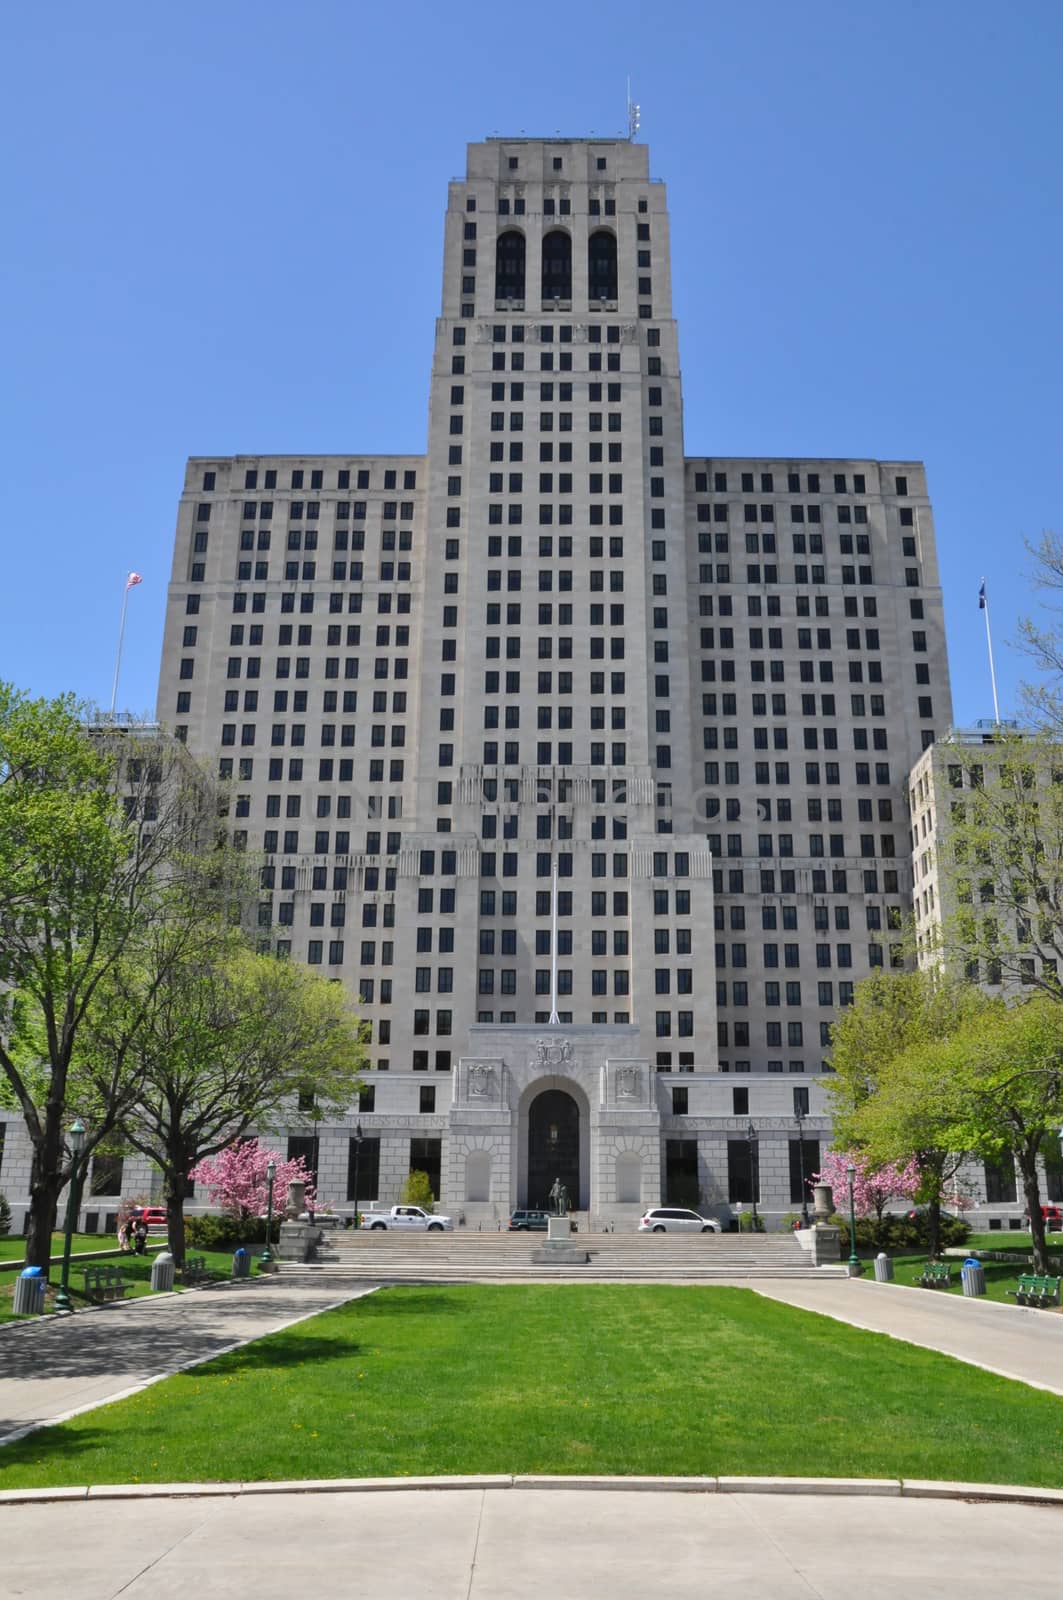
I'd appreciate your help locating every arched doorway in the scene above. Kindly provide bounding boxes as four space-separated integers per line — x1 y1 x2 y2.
527 1088 580 1210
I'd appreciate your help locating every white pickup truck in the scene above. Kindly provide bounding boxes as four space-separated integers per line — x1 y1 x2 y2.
359 1205 453 1232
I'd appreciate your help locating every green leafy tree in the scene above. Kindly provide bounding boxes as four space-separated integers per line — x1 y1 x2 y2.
827 971 996 1256
943 996 1063 1273
401 1169 436 1208
84 943 366 1266
0 687 220 1268
0 1192 11 1237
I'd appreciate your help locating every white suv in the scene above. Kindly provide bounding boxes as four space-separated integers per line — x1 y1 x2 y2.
638 1207 722 1234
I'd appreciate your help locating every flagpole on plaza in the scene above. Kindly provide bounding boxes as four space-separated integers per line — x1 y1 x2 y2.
109 572 143 720
978 579 1000 724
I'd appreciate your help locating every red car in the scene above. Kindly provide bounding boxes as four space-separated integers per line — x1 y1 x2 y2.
129 1206 168 1227
1026 1205 1062 1230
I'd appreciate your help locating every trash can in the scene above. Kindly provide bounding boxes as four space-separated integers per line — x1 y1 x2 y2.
13 1267 47 1316
150 1251 176 1292
873 1252 894 1282
961 1258 986 1297
232 1247 250 1279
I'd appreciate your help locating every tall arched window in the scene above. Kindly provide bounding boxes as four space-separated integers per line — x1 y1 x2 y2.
541 230 572 301
495 230 525 302
588 230 617 302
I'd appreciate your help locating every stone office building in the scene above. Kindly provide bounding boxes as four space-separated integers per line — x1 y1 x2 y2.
148 133 952 1227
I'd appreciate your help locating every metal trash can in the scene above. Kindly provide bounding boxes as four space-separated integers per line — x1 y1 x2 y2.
873 1252 894 1282
13 1267 47 1316
232 1247 250 1279
150 1251 176 1292
961 1258 986 1297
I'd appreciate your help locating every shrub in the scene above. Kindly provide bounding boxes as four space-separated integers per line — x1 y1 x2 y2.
185 1214 268 1251
401 1169 436 1208
0 1192 11 1237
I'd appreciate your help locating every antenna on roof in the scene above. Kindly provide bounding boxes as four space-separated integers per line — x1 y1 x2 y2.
627 77 641 141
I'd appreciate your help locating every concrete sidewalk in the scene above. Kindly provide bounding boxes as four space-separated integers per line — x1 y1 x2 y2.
755 1277 1063 1394
2 1486 1061 1599
0 1281 370 1442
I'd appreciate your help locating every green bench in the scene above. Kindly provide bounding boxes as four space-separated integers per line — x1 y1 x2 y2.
81 1265 131 1303
918 1262 952 1289
183 1253 210 1284
1007 1273 1061 1308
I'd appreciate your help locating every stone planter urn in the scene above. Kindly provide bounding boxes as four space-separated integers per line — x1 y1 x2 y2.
812 1183 834 1223
285 1180 306 1220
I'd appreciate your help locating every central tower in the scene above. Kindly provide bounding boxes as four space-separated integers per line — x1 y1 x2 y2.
396 137 715 1071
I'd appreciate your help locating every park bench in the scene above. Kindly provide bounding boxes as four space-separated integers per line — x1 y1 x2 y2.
1007 1273 1061 1308
81 1265 130 1303
918 1262 952 1289
182 1254 210 1284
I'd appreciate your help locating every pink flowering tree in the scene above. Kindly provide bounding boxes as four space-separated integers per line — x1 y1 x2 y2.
189 1138 316 1224
811 1151 921 1244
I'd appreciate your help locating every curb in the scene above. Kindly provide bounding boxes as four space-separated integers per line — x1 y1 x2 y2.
2 1475 1062 1508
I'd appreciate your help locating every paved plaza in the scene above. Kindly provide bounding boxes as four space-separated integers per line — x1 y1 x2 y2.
2 1484 1061 1599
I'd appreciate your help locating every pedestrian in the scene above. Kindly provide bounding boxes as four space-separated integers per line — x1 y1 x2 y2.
134 1219 148 1255
117 1218 131 1253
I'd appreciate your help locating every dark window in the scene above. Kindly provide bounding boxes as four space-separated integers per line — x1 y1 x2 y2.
495 229 526 301
542 230 572 300
346 1135 380 1202
588 230 618 301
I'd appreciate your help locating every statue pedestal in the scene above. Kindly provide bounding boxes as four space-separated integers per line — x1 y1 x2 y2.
809 1224 841 1265
276 1220 313 1262
532 1215 588 1264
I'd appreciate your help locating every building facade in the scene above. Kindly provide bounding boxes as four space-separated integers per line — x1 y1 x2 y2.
139 137 955 1224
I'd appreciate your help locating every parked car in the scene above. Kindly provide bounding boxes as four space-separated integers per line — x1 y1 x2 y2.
128 1205 168 1227
508 1209 551 1231
638 1207 722 1234
1025 1205 1062 1230
359 1205 453 1231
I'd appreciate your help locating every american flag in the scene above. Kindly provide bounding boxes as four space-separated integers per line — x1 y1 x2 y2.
126 572 143 590
978 580 986 611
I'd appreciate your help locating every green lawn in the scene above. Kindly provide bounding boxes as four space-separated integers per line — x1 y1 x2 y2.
0 1241 236 1322
880 1252 1060 1307
1 1285 1061 1490
965 1231 1063 1254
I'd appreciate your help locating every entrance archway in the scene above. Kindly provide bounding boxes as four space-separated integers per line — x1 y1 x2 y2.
527 1088 580 1211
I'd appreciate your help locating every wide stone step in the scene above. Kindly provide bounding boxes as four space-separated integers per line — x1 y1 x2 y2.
273 1231 845 1281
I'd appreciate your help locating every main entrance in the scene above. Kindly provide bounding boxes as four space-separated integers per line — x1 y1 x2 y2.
527 1088 580 1210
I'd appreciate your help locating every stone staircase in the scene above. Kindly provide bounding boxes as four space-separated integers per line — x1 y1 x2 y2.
275 1229 847 1283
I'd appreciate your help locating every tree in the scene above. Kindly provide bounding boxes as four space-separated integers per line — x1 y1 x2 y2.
810 1151 921 1246
1015 532 1063 734
401 1169 435 1208
0 1193 11 1237
827 969 993 1144
189 1139 316 1222
943 996 1063 1273
0 687 219 1268
826 971 996 1256
92 943 365 1266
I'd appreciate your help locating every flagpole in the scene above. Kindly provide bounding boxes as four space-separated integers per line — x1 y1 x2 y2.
109 582 131 721
548 863 560 1026
981 578 1001 724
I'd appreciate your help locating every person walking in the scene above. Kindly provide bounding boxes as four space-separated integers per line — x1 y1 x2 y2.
133 1218 148 1255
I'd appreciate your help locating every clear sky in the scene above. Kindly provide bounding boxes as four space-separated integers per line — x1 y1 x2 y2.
2 1 1060 727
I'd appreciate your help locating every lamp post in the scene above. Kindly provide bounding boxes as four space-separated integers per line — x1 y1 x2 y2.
54 1118 86 1314
352 1122 364 1228
261 1158 277 1266
746 1120 758 1231
846 1161 862 1276
795 1106 810 1228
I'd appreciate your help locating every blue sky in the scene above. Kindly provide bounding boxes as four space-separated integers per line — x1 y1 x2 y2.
2 1 1060 727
